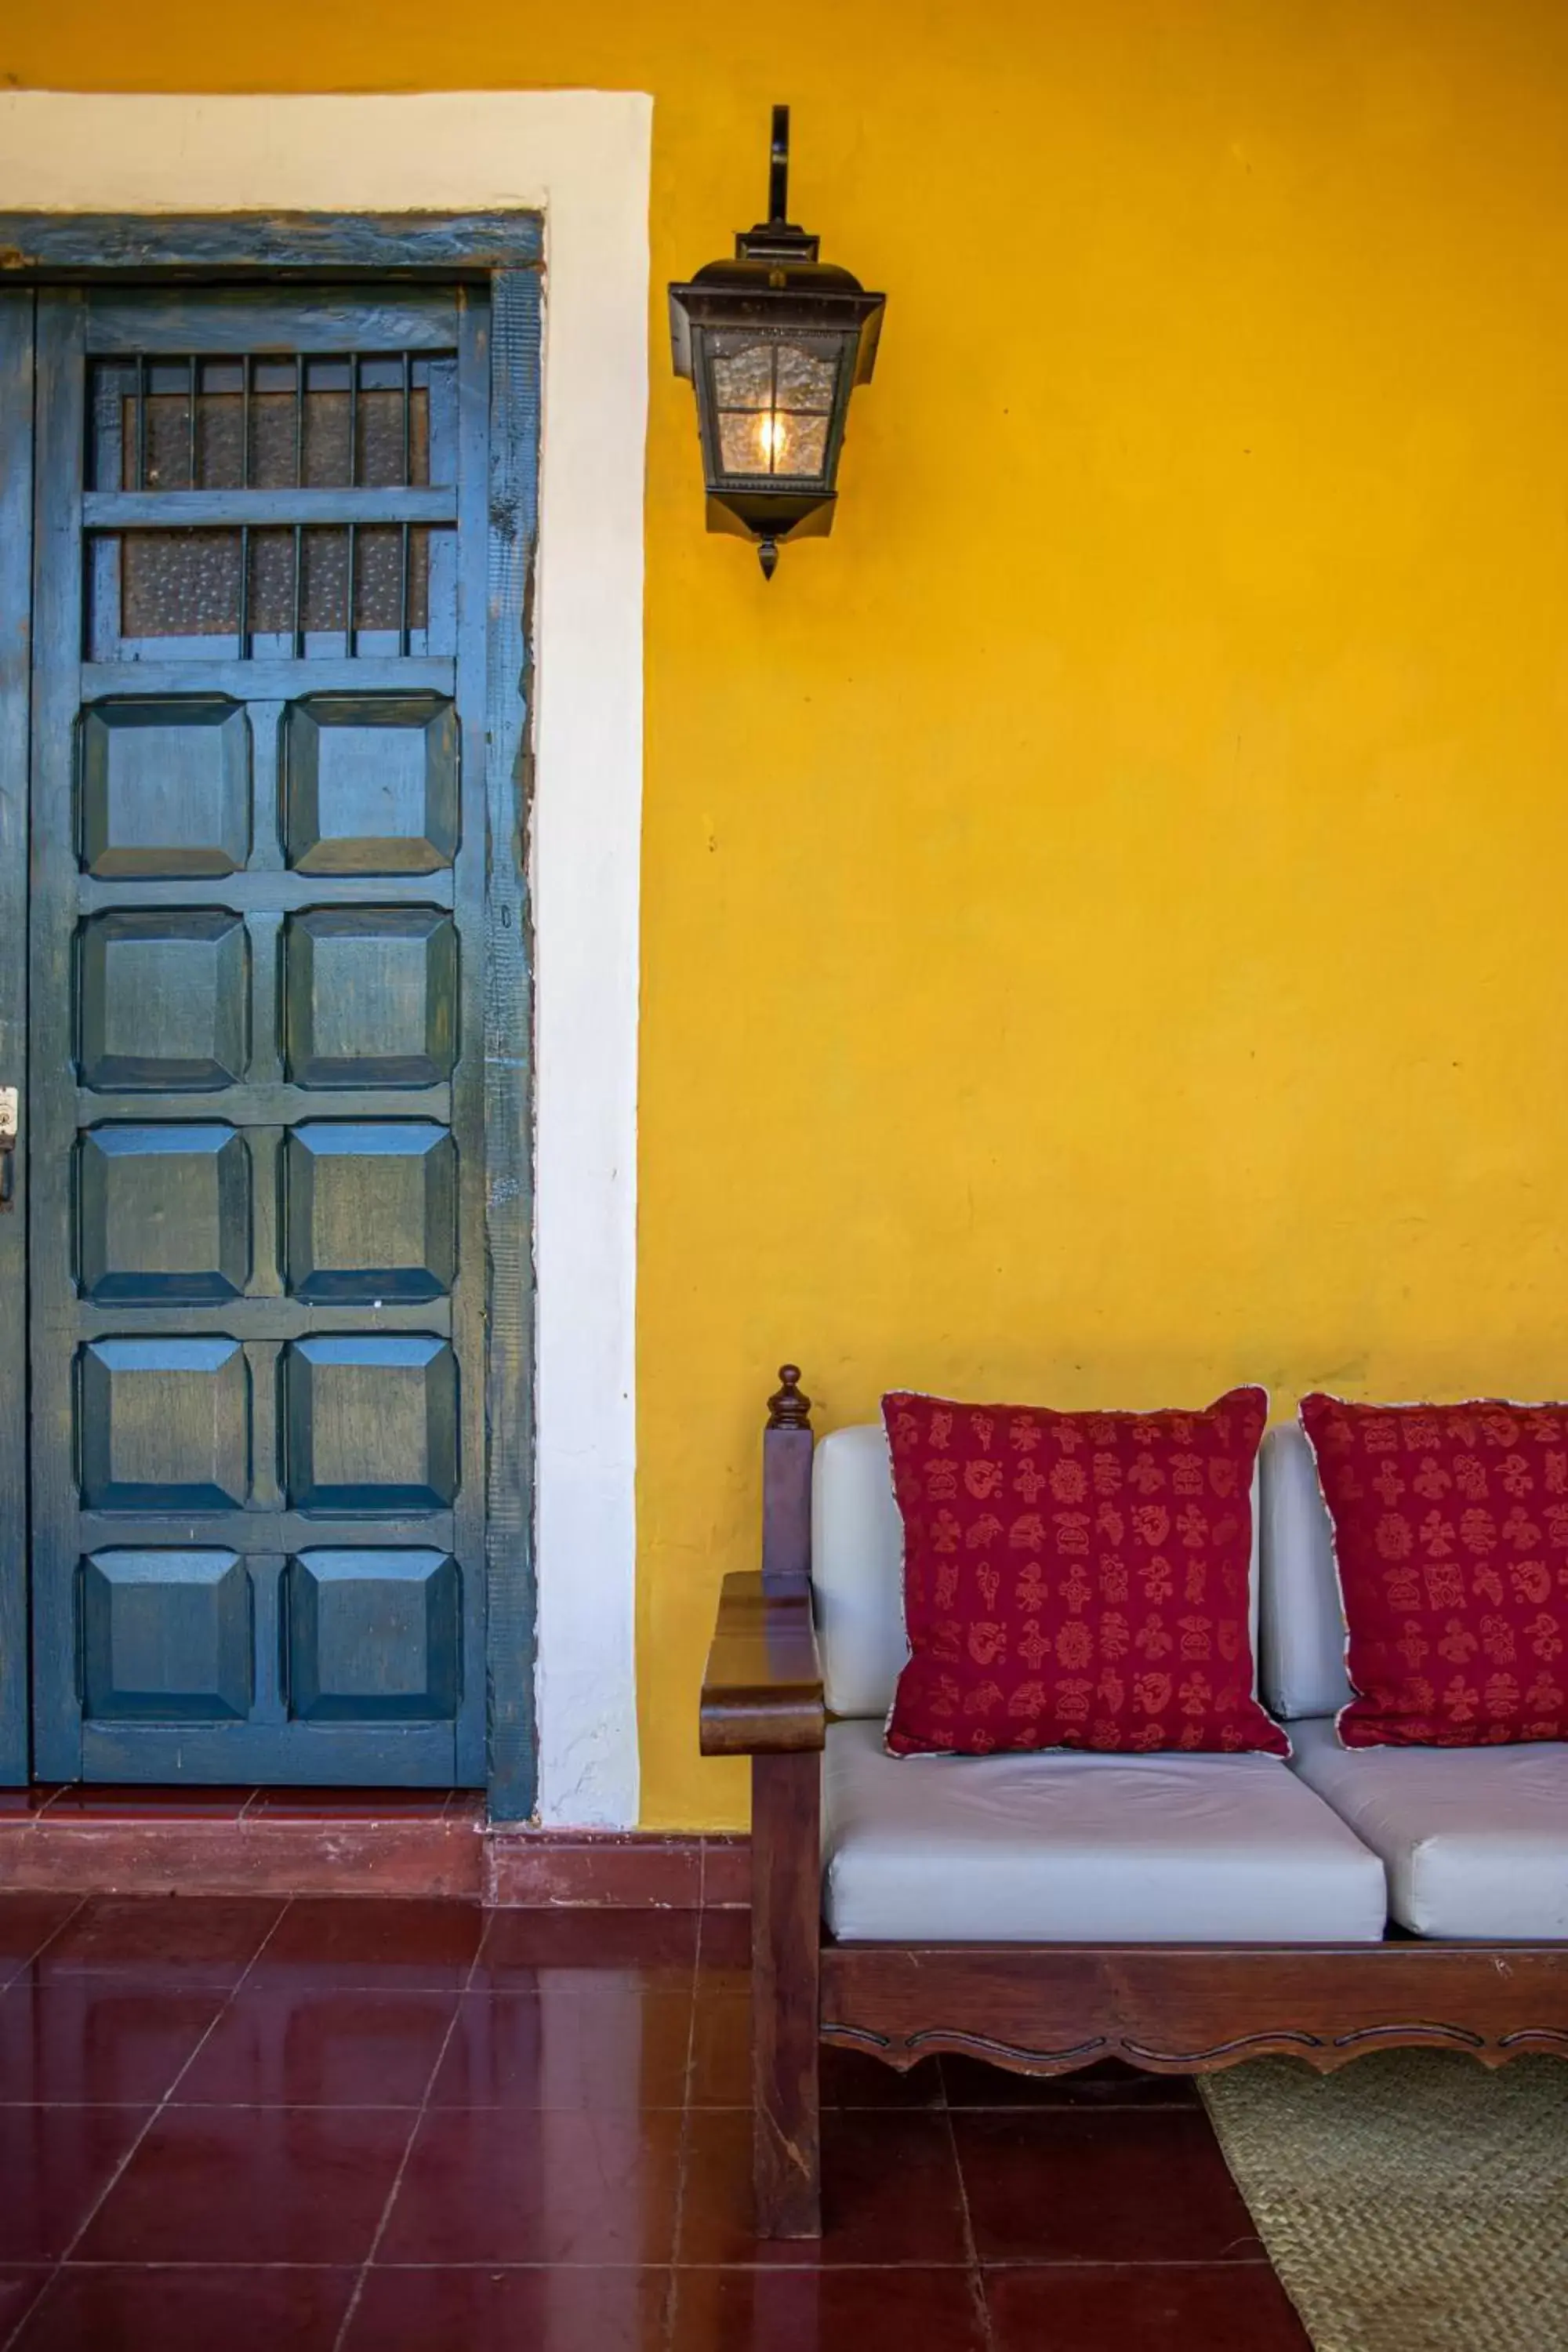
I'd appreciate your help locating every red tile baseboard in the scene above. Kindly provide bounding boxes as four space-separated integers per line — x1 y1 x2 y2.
0 1795 750 1907
483 1831 749 1909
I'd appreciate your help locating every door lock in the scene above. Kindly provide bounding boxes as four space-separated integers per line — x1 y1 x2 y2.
0 1088 16 1212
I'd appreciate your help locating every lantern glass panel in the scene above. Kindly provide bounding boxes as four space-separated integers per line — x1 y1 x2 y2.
711 338 774 409
775 343 837 408
717 408 830 477
706 329 845 482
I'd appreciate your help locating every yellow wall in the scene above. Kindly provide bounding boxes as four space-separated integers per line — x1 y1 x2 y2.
11 0 1568 1827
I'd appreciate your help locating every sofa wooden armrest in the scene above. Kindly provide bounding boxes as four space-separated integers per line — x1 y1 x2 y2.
713 1364 1568 2243
699 1572 826 1758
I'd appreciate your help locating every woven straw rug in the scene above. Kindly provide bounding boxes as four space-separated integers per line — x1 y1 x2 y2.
1200 2054 1568 2352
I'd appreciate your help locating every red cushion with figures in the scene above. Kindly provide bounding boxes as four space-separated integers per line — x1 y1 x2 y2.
881 1388 1284 1759
1300 1393 1568 1748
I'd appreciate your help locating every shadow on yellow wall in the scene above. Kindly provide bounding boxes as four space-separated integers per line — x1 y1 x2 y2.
14 0 1568 1825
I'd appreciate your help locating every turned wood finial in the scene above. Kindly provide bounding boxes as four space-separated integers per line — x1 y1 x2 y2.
767 1365 811 1429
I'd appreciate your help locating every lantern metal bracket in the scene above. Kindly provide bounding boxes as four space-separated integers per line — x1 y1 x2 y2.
736 107 821 270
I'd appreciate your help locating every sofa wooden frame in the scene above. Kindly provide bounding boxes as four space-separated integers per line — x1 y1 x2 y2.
699 1368 1568 2238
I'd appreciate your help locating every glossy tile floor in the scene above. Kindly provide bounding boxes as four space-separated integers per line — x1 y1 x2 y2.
0 1894 1313 2350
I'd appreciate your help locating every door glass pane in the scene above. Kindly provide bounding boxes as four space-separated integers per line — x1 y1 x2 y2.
90 525 445 654
140 382 197 491
119 530 241 637
248 528 296 636
93 357 446 491
355 526 430 627
361 383 430 488
298 528 347 633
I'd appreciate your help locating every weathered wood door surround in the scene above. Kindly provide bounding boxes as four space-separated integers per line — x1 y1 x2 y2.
0 225 540 1798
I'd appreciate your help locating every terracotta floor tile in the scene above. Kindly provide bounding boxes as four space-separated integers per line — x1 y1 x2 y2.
691 1995 941 2110
696 1908 753 1987
0 1905 1312 2343
670 2266 989 2351
953 2108 1266 2265
940 2054 1198 2108
34 1897 282 1987
346 2266 671 2352
0 2268 49 2342
0 1980 223 2104
0 1899 82 1987
377 2106 684 2264
430 1986 692 2109
14 2265 358 2352
172 1987 457 2107
818 2045 945 2109
685 1992 750 2105
985 2263 1312 2350
679 2109 970 2267
77 2104 414 2263
0 2106 151 2260
474 1906 699 1992
245 1897 482 1990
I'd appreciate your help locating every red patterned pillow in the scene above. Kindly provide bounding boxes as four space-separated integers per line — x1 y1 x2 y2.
1300 1393 1568 1748
882 1388 1284 1758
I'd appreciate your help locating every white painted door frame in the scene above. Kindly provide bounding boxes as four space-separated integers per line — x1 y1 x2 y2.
0 89 651 1827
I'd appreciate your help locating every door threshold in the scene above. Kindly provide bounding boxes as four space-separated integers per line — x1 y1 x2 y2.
0 1785 485 1899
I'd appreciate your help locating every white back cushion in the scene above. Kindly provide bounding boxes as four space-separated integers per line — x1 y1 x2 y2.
1259 1423 1354 1721
813 1418 1265 1723
811 1425 906 1717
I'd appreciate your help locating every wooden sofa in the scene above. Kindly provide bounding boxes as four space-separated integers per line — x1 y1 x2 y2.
700 1369 1568 2239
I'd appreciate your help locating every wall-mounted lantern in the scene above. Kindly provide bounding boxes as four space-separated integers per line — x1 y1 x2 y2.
669 106 886 579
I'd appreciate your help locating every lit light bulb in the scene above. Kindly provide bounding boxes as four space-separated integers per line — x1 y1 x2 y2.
757 412 787 469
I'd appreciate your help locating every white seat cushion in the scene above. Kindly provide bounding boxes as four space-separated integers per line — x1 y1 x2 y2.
813 1419 1262 1722
1258 1424 1353 1722
823 1716 1387 1943
1288 1714 1568 1939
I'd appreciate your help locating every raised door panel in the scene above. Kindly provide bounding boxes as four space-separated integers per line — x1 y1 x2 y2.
82 1548 252 1722
79 697 251 877
284 909 457 1090
284 695 459 874
78 1123 251 1302
78 1336 250 1511
284 1335 457 1512
289 1548 459 1722
285 1121 456 1303
78 909 249 1092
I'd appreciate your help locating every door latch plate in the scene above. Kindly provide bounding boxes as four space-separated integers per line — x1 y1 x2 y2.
0 1087 16 1210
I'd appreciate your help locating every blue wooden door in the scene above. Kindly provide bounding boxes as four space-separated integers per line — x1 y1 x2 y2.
0 294 34 1785
27 285 497 1784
